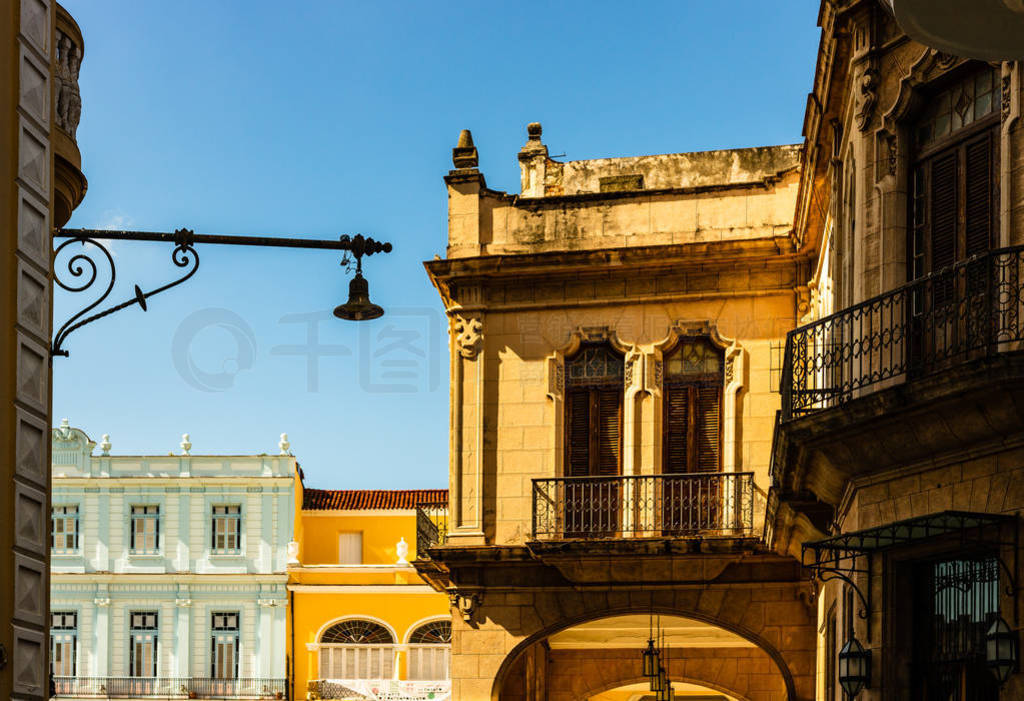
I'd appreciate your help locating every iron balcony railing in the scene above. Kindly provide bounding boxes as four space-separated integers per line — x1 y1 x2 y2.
51 677 287 699
531 472 755 540
782 246 1024 420
415 501 449 558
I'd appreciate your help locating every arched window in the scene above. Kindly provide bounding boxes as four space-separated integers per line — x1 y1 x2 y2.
407 621 451 681
911 65 1000 282
564 344 624 477
662 338 723 474
318 620 394 680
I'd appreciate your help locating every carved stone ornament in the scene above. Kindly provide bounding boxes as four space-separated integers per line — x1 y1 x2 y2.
624 358 634 388
934 51 959 70
93 598 111 607
453 315 483 359
855 68 878 132
654 360 664 387
175 598 192 608
555 363 564 394
1003 74 1012 120
55 31 82 139
448 589 482 622
725 356 735 386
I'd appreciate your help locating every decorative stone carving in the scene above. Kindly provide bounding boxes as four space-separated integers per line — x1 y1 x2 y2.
279 432 290 455
55 31 82 138
93 597 111 607
452 129 478 169
448 589 482 622
99 434 111 456
180 433 191 455
286 540 300 565
934 50 958 70
725 356 735 386
624 358 634 388
555 363 564 394
55 417 72 441
654 360 664 387
395 537 409 564
1003 74 1013 120
854 68 878 132
453 315 483 359
174 598 192 608
257 599 283 608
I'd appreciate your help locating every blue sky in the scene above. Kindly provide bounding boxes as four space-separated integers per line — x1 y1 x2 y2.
55 1 820 489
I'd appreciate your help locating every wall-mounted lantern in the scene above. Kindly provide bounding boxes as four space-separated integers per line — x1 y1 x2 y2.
987 616 1018 684
838 637 871 697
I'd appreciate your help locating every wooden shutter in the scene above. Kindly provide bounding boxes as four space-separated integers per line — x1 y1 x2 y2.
930 151 958 274
695 384 722 472
964 133 994 257
594 388 621 476
663 385 689 474
566 388 591 476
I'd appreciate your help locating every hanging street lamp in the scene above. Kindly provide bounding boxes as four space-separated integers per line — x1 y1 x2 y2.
838 637 871 697
986 616 1018 684
50 227 393 357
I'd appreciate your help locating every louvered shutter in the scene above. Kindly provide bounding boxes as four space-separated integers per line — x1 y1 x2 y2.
964 133 994 257
663 385 689 474
566 389 590 476
930 151 958 273
594 388 621 476
695 384 722 472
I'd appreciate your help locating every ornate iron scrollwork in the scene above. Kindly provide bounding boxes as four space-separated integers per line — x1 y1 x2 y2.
52 228 199 357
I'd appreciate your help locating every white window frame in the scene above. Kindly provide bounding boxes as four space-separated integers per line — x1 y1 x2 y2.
129 611 159 678
210 612 240 679
211 505 242 555
50 611 78 677
129 505 160 555
51 505 80 554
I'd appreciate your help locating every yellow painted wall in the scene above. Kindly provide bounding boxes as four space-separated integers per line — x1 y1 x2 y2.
300 513 421 565
288 507 450 699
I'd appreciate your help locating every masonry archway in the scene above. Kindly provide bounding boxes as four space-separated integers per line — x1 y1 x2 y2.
491 607 802 701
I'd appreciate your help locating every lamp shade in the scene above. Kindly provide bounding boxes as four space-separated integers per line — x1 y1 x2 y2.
987 616 1017 684
641 639 660 678
838 637 871 697
333 272 384 321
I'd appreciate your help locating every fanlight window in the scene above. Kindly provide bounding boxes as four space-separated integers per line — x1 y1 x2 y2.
915 66 1000 149
319 620 395 681
320 620 394 645
407 621 451 681
663 337 723 474
565 344 624 478
409 621 451 644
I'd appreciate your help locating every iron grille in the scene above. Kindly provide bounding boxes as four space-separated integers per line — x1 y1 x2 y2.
781 245 1024 419
50 678 287 698
415 501 449 558
531 472 754 540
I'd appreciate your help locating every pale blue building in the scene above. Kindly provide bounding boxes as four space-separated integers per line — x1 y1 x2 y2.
49 421 296 699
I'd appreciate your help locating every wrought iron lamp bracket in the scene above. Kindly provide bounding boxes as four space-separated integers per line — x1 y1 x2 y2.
803 545 873 641
50 227 392 358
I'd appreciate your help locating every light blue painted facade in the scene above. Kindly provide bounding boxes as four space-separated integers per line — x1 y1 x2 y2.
49 423 295 683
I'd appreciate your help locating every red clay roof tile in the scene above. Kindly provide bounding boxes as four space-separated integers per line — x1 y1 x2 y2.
302 488 448 511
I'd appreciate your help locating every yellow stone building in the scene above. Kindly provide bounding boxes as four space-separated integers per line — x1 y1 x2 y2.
287 477 451 701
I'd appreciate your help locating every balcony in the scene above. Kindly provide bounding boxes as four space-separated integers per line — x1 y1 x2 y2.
531 472 754 541
781 245 1024 420
51 678 287 699
414 501 449 558
308 679 450 701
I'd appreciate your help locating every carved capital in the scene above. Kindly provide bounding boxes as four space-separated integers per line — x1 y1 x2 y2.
453 315 483 359
94 597 111 607
448 589 482 622
175 598 192 608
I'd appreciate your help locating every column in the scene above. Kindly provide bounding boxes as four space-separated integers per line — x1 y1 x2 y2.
175 589 191 679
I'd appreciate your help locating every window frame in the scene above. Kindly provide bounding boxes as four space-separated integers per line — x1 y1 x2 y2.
50 611 78 677
661 338 724 474
210 504 242 555
128 611 159 678
563 344 625 478
129 505 161 555
210 612 240 679
51 505 80 554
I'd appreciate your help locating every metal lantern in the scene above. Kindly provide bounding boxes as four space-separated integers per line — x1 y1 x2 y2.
642 638 660 678
333 271 384 321
650 665 665 693
987 616 1018 684
838 637 871 697
655 678 673 701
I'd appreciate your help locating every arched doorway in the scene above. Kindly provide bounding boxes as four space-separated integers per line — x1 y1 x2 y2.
495 613 792 701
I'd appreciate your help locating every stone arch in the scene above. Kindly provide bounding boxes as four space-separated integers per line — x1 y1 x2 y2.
581 675 751 701
490 599 811 701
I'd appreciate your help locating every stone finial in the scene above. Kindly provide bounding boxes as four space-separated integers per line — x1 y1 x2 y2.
279 432 291 455
100 434 111 456
527 122 542 141
396 537 409 564
452 129 479 169
56 418 73 441
286 540 300 565
180 433 192 455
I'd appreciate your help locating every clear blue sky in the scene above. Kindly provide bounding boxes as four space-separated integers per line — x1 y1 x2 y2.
55 1 820 489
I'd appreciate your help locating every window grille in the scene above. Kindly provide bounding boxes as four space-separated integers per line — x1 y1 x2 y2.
211 612 240 679
914 556 1001 699
319 620 395 680
130 505 160 554
407 621 451 680
129 611 158 677
52 505 80 553
50 612 77 676
211 505 242 553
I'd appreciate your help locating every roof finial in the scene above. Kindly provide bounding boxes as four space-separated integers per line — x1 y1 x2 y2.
180 433 192 456
100 434 111 456
527 122 542 141
452 129 478 169
279 432 291 455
